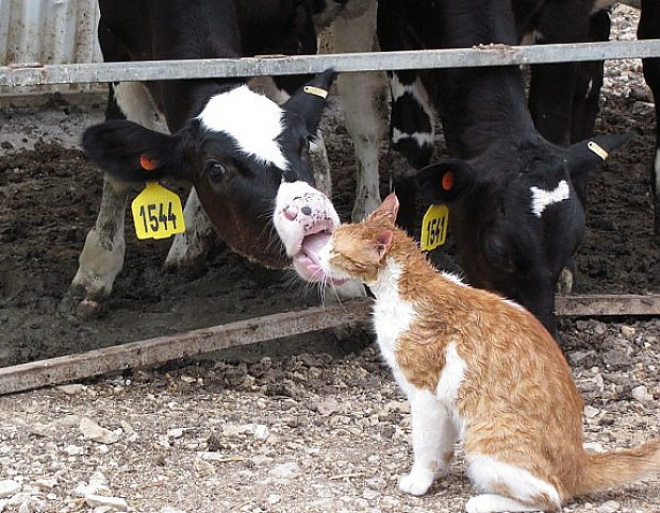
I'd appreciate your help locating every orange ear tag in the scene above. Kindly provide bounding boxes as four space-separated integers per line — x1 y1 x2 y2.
442 171 454 191
140 155 159 171
131 182 186 240
420 204 449 252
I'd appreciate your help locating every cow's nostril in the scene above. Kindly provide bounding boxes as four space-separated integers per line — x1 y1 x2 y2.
301 205 312 216
283 205 298 220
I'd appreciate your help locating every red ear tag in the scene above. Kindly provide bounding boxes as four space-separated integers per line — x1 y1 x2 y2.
139 155 159 171
442 171 454 191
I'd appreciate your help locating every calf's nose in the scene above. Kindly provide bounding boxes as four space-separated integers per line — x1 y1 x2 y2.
283 205 299 220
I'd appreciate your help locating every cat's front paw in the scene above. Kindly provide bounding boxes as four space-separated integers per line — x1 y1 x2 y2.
398 471 434 496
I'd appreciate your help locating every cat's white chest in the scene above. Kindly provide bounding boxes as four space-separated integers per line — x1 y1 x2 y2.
371 261 417 389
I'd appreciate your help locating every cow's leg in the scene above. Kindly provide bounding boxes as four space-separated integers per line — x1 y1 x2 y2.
570 8 611 143
639 0 660 232
332 1 387 222
65 82 158 314
387 70 436 234
164 188 216 273
309 134 333 199
528 3 592 145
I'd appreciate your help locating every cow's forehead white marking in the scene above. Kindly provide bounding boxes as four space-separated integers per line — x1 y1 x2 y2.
530 180 571 217
198 85 289 170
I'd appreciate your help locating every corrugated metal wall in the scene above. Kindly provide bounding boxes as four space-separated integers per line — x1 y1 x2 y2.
0 0 103 96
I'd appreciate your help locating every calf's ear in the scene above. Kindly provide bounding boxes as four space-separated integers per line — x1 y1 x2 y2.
566 131 636 177
82 120 188 183
284 68 336 134
416 159 477 203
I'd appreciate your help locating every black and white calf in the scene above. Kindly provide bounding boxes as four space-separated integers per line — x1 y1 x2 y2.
67 0 358 312
377 0 632 338
172 0 387 267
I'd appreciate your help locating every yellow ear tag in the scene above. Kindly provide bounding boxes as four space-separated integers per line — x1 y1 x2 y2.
420 204 449 251
131 182 186 240
303 85 329 99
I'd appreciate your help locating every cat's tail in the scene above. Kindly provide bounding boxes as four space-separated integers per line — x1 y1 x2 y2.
574 438 660 496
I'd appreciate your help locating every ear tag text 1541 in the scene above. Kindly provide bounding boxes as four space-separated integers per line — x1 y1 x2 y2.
131 182 185 240
420 204 449 251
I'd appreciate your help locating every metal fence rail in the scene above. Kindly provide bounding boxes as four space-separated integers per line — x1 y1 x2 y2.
2 39 660 87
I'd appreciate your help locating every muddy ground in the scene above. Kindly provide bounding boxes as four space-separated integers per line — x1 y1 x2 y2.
0 85 658 368
0 5 659 512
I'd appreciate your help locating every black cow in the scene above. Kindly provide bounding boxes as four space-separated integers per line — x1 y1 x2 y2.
66 0 351 313
382 0 660 228
377 0 632 338
638 0 660 230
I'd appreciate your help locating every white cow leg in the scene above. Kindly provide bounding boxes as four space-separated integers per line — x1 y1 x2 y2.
332 2 387 222
65 177 129 315
64 82 158 315
164 188 216 272
309 133 333 198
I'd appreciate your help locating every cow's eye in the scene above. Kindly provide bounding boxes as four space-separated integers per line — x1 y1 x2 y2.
205 160 226 182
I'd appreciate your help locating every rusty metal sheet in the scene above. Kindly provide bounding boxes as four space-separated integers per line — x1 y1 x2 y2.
0 0 101 96
2 39 660 87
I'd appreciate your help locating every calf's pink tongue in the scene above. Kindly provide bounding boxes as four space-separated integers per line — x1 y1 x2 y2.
302 232 331 265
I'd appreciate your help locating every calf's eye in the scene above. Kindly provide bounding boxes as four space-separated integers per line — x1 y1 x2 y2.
206 160 226 182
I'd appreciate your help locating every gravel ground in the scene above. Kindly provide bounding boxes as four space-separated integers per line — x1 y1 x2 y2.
0 319 659 513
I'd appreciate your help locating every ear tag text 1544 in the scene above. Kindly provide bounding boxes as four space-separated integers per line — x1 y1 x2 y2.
420 204 449 251
131 182 185 240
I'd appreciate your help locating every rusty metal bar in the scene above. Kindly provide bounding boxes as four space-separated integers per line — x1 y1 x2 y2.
0 300 370 396
555 294 660 317
1 39 660 87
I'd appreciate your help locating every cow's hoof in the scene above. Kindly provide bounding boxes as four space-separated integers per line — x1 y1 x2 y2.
58 289 102 319
76 298 101 317
556 266 574 295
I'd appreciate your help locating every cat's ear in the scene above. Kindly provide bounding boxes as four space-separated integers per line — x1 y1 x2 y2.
370 192 400 223
375 230 394 260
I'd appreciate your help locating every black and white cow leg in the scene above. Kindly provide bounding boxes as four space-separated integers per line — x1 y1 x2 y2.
64 82 159 315
164 188 217 274
309 134 333 198
332 0 387 222
65 176 129 315
639 0 660 232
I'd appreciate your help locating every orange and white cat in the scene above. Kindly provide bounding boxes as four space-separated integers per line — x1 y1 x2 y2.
317 193 660 513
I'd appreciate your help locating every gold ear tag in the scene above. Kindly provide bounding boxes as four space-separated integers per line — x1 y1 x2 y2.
131 182 186 240
420 204 449 251
587 141 609 160
303 85 329 99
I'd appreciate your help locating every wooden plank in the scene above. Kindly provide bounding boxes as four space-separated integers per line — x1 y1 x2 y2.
555 294 660 317
1 294 658 397
0 300 370 396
